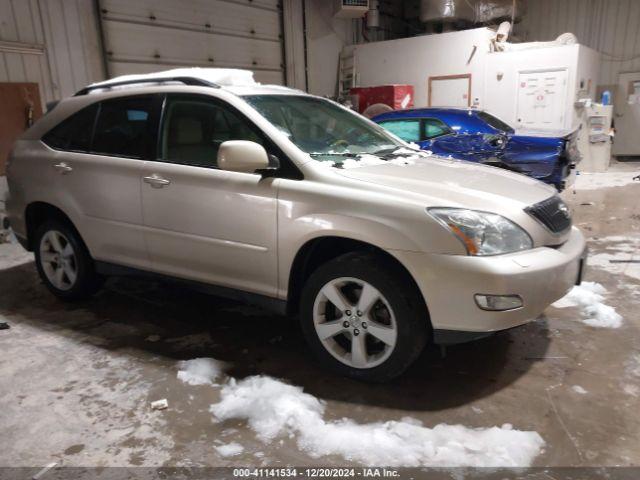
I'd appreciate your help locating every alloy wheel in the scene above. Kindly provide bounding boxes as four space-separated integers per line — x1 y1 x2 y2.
313 277 397 369
39 230 78 291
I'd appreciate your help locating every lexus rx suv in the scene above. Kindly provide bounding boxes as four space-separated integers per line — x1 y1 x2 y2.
5 69 587 382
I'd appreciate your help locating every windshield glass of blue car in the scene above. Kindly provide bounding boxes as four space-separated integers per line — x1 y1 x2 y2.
243 95 407 164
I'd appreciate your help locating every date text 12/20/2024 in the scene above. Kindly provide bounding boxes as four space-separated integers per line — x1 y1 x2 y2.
233 468 400 478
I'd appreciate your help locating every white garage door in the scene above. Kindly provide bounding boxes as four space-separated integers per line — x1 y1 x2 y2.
98 0 285 85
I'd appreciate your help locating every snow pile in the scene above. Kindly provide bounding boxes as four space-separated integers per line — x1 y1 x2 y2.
341 154 387 169
0 242 34 270
339 148 428 170
215 442 244 457
89 68 257 90
177 358 226 386
552 282 623 328
210 375 544 467
574 171 639 191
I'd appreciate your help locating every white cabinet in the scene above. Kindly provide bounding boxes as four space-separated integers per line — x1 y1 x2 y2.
516 69 568 129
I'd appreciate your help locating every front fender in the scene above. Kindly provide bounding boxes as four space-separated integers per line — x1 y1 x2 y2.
275 178 466 298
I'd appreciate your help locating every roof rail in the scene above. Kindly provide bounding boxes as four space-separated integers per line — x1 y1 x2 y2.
74 76 221 96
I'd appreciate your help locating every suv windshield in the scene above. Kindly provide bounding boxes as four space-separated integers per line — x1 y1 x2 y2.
243 95 404 162
476 111 515 134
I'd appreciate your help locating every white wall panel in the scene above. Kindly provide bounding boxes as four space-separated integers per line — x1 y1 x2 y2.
99 0 285 84
516 0 640 88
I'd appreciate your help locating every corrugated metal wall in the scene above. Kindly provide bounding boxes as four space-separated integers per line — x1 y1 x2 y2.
516 0 640 87
0 0 104 104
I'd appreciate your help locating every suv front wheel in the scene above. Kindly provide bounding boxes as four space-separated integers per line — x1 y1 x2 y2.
34 220 102 300
300 253 428 382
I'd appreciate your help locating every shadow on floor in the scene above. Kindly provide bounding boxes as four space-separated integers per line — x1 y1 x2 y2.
0 261 551 412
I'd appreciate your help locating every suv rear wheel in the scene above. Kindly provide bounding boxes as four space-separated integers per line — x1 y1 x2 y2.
34 220 101 300
300 252 428 382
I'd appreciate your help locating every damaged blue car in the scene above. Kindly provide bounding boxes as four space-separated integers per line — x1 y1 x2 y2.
373 108 580 190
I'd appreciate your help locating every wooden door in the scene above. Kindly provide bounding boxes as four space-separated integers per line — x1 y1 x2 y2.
428 74 472 107
0 83 43 175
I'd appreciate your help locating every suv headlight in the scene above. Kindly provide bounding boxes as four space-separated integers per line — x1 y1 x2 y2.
428 208 532 256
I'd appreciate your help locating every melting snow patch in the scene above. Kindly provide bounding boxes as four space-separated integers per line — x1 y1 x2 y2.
552 282 622 328
209 376 544 467
177 358 226 386
215 442 244 457
623 384 639 397
572 385 587 395
574 171 639 190
586 236 640 282
626 354 640 378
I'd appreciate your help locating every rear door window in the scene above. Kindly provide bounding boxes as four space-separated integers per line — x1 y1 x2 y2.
42 104 98 152
378 119 421 142
91 96 154 158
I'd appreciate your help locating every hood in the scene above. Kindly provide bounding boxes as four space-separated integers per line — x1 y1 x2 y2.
333 156 556 209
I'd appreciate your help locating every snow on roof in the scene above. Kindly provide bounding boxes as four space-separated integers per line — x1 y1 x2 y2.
85 67 302 95
225 84 305 96
88 67 259 89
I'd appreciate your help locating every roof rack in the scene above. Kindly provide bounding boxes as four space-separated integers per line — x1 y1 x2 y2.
74 76 221 96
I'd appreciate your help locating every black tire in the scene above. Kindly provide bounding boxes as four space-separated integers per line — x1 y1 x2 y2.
300 252 429 382
34 220 102 301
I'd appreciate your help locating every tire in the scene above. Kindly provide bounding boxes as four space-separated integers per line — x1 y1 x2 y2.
34 220 102 301
300 252 429 382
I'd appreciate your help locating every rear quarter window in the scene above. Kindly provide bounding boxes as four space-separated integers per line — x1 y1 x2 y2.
42 104 98 152
423 118 452 139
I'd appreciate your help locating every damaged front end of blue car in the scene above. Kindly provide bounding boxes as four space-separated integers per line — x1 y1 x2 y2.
373 108 581 191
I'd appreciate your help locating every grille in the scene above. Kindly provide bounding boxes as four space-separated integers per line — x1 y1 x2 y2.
525 196 572 234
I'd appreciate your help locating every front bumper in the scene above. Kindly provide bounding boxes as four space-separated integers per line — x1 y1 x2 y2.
391 227 586 337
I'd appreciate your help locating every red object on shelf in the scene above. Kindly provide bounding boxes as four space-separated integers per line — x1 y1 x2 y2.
350 85 415 114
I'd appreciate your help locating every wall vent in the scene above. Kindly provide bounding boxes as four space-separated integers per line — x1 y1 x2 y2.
334 0 369 18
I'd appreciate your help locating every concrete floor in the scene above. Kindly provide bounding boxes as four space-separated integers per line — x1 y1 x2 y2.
0 162 639 470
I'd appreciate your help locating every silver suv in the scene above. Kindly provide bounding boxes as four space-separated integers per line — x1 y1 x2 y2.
5 69 587 382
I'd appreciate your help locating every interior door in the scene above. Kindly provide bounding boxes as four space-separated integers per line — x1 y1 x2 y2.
516 69 568 130
0 83 42 175
429 75 471 107
141 94 278 296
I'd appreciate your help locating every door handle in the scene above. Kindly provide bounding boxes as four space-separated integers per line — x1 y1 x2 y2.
143 174 171 188
53 162 73 174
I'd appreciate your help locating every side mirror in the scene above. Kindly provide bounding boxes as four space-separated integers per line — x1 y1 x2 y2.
218 140 269 173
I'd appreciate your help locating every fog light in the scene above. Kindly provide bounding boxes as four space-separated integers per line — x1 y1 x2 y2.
474 294 523 311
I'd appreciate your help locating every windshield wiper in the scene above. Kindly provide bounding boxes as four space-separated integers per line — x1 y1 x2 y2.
309 152 358 157
370 147 400 155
